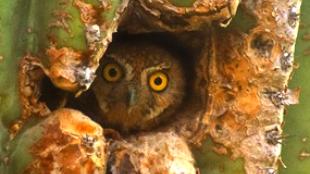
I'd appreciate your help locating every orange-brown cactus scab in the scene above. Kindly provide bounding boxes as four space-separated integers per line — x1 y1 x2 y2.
45 46 96 93
25 109 107 174
10 56 51 137
37 0 129 94
14 0 302 174
121 0 240 32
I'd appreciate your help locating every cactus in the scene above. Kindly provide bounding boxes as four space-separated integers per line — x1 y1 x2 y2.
0 0 305 174
0 0 128 173
280 1 310 173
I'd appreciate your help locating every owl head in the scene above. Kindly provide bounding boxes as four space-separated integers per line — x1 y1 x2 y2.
91 40 186 132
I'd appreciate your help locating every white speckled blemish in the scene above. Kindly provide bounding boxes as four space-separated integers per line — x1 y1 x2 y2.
86 24 101 43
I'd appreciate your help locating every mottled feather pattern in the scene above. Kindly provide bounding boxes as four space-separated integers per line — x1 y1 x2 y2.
92 40 185 132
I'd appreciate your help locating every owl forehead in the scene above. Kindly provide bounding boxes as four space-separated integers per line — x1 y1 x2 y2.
105 43 174 72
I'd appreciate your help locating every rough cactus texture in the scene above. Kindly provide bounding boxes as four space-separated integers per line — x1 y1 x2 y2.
108 132 196 174
16 109 107 174
280 1 310 173
0 0 303 174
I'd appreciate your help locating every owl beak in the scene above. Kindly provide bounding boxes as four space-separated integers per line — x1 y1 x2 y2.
127 86 137 107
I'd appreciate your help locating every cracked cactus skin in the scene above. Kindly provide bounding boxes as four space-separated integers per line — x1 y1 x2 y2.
0 0 306 174
109 132 196 174
0 0 126 173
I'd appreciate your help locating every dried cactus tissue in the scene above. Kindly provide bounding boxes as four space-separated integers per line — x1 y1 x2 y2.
0 0 305 174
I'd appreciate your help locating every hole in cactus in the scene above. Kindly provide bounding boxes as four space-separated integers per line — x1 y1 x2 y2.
64 32 206 135
39 77 68 111
22 31 209 137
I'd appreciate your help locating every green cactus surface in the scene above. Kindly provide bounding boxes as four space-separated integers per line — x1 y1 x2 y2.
280 1 310 173
0 0 124 173
195 1 310 174
0 0 308 173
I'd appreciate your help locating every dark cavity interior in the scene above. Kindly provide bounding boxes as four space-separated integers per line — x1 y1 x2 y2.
39 31 207 136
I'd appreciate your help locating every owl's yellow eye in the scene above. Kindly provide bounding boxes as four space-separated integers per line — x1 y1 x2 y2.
102 63 123 82
149 71 168 92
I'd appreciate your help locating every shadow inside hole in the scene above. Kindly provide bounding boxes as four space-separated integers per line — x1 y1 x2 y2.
39 31 206 136
39 76 68 111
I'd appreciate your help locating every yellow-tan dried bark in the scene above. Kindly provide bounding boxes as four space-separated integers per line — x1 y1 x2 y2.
16 0 301 174
10 56 51 137
74 0 98 24
25 109 107 174
109 132 196 174
46 46 84 92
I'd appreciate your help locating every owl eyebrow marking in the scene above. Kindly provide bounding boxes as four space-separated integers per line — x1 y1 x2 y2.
144 62 172 72
140 62 171 86
105 54 125 64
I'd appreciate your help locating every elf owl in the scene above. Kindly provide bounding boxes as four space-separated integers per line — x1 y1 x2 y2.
91 39 186 132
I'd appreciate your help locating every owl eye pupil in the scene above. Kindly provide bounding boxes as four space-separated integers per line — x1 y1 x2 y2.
149 71 168 92
154 77 162 85
108 68 117 77
102 63 123 82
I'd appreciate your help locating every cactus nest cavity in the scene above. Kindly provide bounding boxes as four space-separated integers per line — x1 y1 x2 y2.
0 0 302 174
